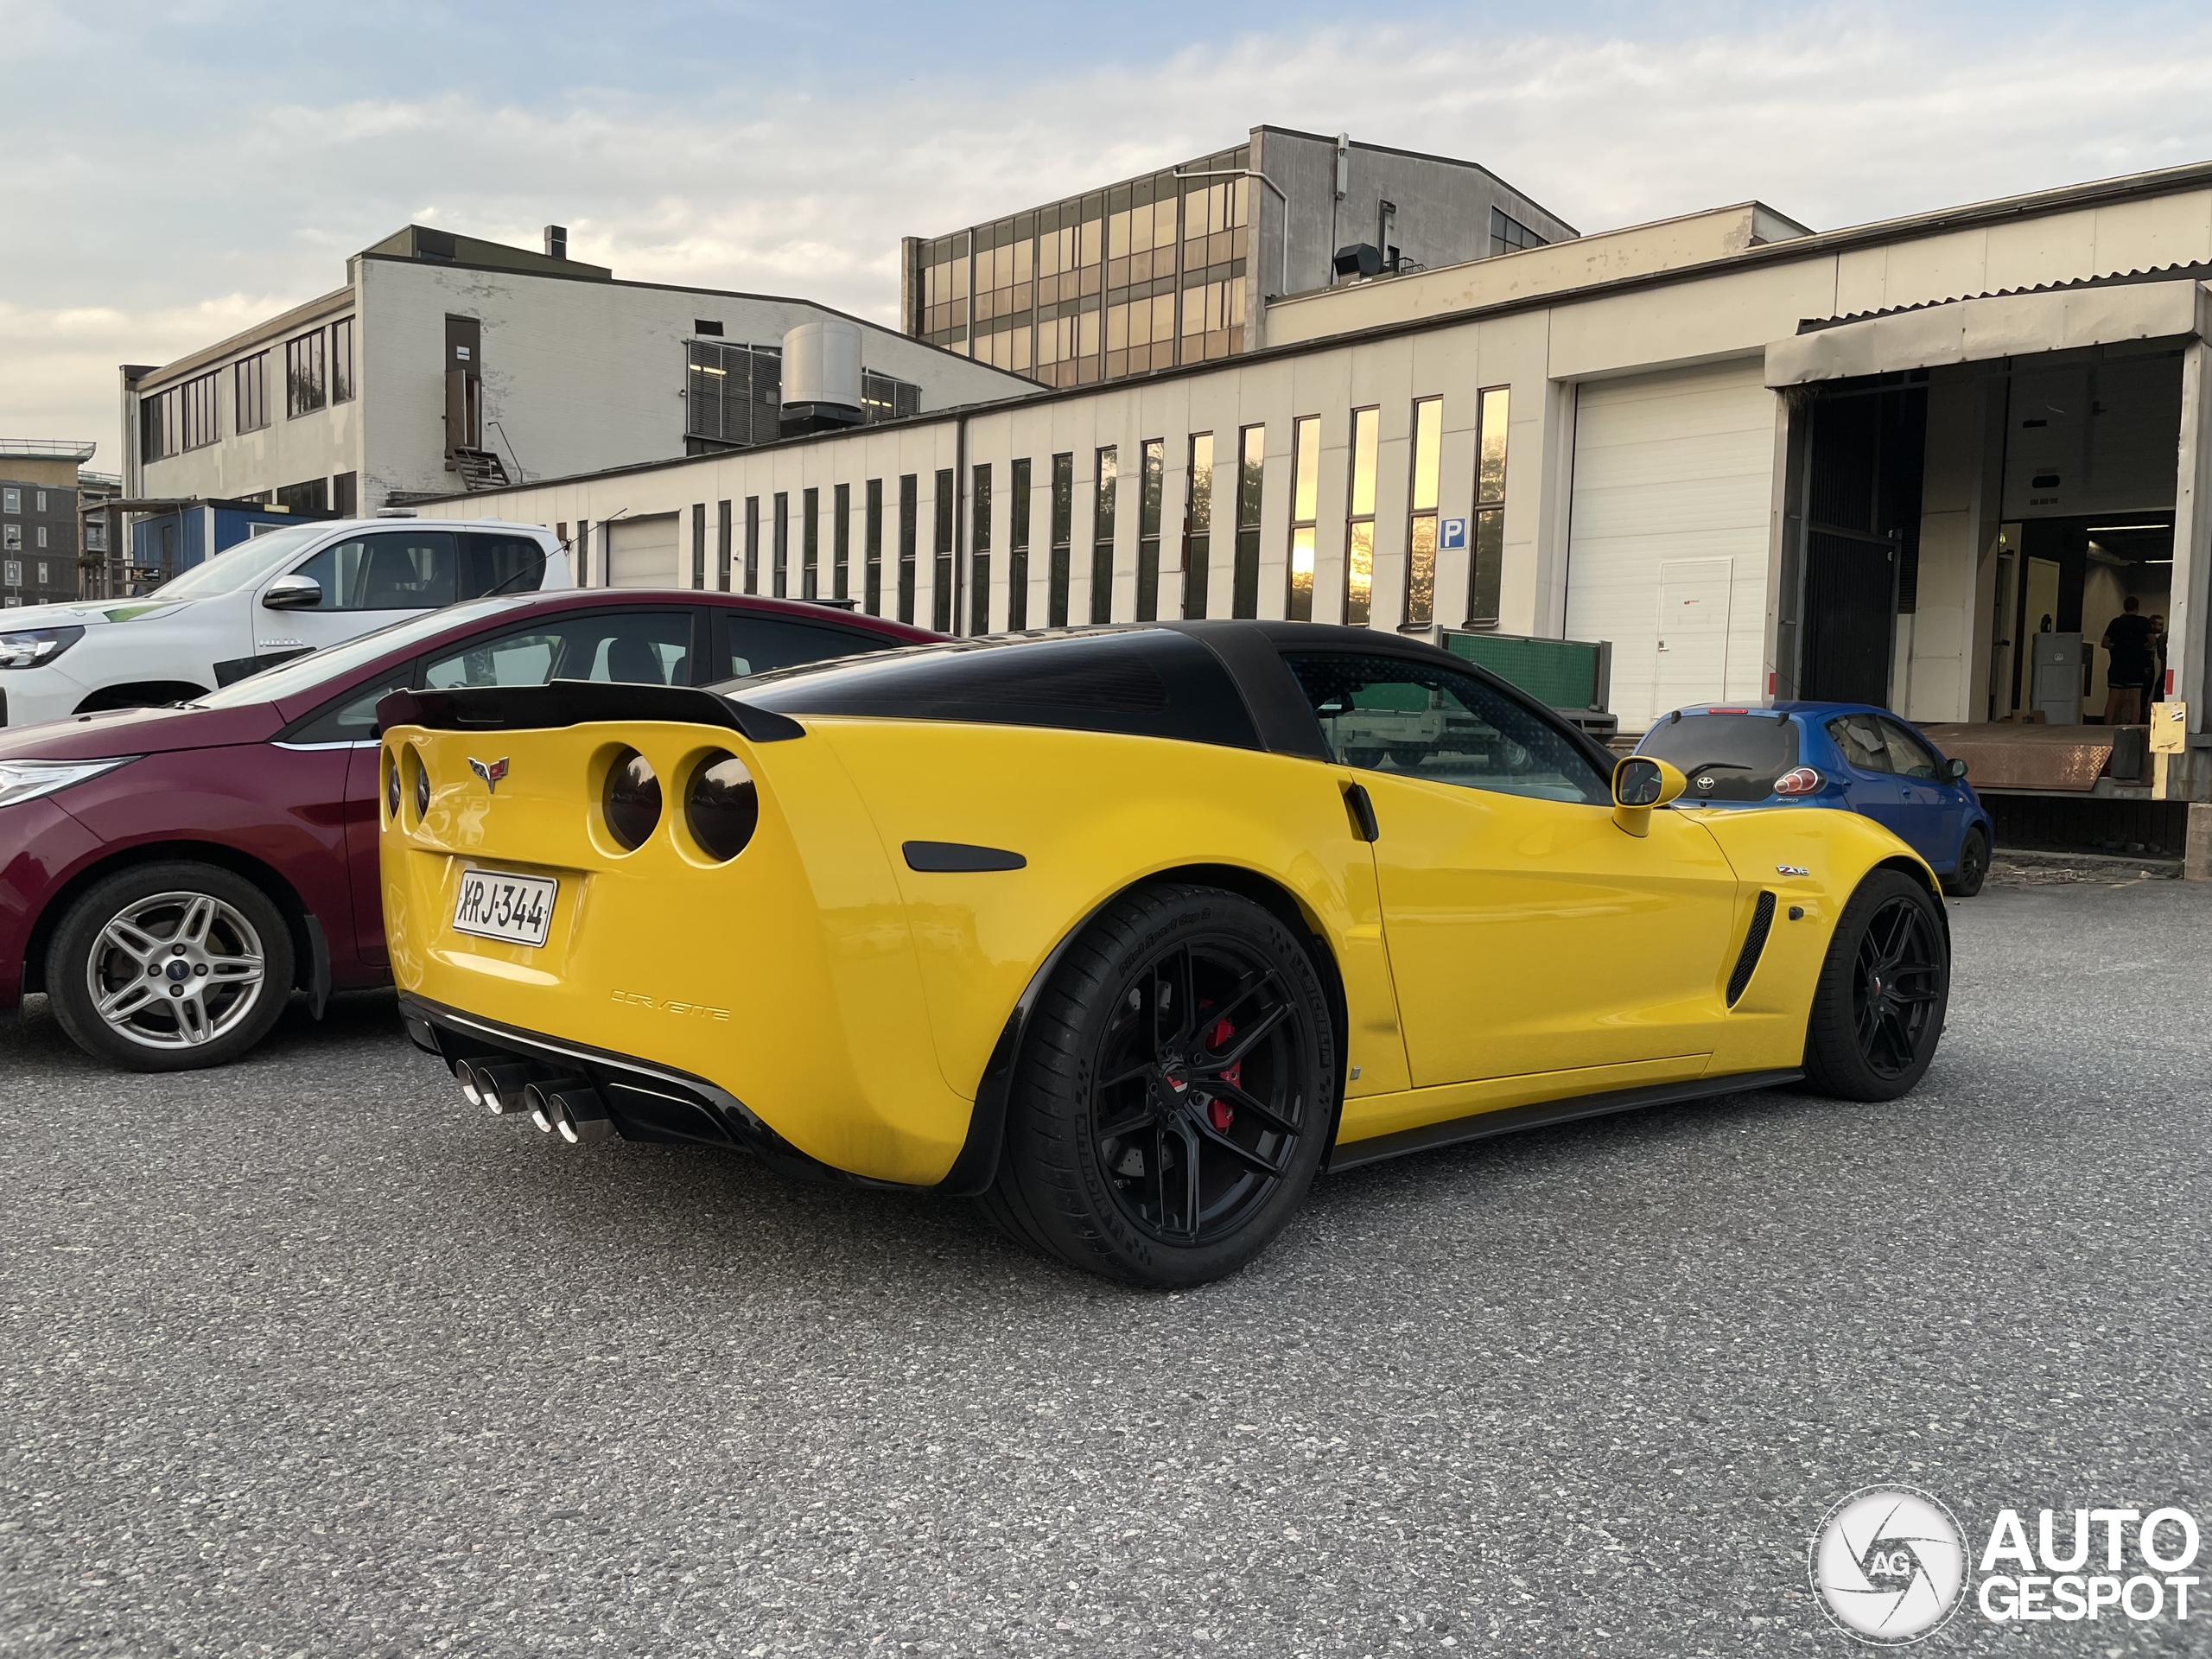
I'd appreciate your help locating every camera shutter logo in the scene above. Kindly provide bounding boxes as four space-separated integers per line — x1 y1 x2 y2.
1809 1486 1967 1644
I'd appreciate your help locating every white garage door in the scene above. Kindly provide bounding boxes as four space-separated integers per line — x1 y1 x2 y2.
1563 359 1778 731
607 513 680 588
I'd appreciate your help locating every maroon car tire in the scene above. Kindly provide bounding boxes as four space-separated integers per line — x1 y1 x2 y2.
47 861 296 1073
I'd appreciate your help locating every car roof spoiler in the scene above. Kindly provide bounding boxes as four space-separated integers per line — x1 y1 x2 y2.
374 679 805 742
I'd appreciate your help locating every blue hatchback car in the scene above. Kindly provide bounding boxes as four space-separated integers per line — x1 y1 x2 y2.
1635 701 1995 897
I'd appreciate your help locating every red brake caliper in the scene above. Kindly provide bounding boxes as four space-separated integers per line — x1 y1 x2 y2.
1207 1017 1238 1130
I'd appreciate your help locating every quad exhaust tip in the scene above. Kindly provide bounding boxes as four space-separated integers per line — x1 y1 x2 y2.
519 1075 615 1147
453 1058 614 1147
523 1076 569 1135
456 1058 538 1118
548 1087 615 1146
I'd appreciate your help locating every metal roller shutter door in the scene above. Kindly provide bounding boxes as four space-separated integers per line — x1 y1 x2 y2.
1563 359 1779 732
608 513 680 588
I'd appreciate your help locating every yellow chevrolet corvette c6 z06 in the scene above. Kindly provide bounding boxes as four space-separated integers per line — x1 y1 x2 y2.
378 623 1950 1287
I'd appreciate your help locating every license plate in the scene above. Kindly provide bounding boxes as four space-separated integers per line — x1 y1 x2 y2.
452 868 558 948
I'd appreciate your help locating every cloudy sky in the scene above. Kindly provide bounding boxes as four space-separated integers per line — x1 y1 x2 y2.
6 1 2212 467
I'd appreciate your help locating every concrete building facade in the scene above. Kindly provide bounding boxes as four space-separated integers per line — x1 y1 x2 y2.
410 160 2212 825
121 226 1035 523
903 126 1575 386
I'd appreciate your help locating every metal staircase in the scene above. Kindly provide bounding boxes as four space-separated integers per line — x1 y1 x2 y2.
448 446 511 491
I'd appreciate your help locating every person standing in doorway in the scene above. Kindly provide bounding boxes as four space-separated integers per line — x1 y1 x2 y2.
2147 613 2169 709
2101 596 2154 725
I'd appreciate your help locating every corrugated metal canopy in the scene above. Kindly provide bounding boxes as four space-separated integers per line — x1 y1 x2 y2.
1766 278 2211 386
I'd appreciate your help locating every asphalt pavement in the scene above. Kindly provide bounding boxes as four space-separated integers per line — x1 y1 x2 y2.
3 876 2209 1656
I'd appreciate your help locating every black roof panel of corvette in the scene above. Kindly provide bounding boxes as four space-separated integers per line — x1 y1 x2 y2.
731 627 1266 751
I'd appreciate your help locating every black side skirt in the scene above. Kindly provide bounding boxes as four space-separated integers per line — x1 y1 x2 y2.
1326 1068 1804 1173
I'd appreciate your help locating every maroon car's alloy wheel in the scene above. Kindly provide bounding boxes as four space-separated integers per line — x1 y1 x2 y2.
83 890 270 1052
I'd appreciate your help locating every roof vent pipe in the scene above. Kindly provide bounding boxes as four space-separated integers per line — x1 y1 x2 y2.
543 225 568 261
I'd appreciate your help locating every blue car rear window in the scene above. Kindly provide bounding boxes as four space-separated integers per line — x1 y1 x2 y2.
1637 713 1799 801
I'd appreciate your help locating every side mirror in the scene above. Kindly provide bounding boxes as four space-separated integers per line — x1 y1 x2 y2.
1611 755 1687 837
1948 756 1969 780
262 573 322 610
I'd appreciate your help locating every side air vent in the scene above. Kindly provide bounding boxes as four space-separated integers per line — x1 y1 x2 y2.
1727 890 1778 1007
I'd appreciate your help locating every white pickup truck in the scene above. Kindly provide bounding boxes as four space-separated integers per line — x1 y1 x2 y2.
0 517 569 728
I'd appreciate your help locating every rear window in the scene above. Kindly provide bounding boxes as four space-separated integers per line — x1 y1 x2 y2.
1636 712 1799 801
721 613 902 678
459 531 550 597
729 628 1262 750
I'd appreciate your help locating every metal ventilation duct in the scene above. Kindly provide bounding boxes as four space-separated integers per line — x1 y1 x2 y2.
779 320 866 428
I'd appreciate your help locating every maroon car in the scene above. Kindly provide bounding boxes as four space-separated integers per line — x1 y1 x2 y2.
0 589 938 1071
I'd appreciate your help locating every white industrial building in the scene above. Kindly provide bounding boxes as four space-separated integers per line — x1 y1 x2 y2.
117 225 1033 528
409 159 2212 836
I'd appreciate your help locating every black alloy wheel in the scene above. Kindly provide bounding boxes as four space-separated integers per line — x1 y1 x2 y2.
1802 869 1948 1101
1942 827 1989 898
982 883 1335 1287
1849 896 1944 1077
1089 939 1306 1246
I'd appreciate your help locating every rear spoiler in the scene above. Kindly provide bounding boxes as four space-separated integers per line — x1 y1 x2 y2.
374 680 805 742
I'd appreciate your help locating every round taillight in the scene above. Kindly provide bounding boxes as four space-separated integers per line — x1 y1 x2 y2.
1774 766 1824 797
603 748 661 850
685 750 759 861
410 750 430 819
385 751 402 819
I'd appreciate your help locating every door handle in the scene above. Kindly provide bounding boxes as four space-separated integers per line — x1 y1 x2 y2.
1341 781 1379 843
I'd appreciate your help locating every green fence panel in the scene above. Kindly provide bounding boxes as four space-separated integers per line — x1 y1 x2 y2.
1443 632 1604 710
1351 681 1433 711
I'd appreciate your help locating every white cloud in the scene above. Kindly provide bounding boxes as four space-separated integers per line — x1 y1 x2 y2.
8 9 2212 465
0 294 296 458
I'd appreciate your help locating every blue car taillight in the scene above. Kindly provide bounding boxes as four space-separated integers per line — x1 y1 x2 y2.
1773 766 1824 797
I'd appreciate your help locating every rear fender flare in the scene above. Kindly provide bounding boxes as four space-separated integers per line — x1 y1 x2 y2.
1872 853 1951 953
931 862 1351 1197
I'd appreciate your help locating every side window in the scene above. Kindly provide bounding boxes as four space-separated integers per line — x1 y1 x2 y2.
290 531 458 610
1827 714 1893 774
458 532 549 599
287 538 355 609
720 613 899 678
283 669 415 745
1281 650 1611 805
423 610 695 690
1877 716 1942 779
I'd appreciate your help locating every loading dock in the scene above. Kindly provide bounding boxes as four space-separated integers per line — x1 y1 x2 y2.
1767 277 2212 849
